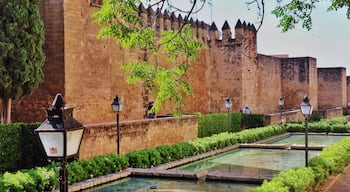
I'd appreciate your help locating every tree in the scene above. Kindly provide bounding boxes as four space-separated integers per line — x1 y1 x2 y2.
0 0 45 123
247 0 350 32
93 0 203 115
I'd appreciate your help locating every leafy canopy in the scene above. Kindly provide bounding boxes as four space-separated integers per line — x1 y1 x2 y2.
272 0 350 32
93 0 203 115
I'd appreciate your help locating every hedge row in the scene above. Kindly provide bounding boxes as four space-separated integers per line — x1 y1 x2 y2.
0 123 47 173
0 112 265 173
249 136 350 192
286 117 350 133
0 125 285 191
198 112 265 138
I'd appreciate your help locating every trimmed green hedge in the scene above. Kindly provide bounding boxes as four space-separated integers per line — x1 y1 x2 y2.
1 117 348 191
0 125 285 191
0 123 47 173
285 117 350 133
198 112 265 138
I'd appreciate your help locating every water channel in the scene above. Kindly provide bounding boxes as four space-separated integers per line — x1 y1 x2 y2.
84 134 347 192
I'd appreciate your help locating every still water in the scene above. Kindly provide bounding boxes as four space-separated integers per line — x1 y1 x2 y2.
84 177 258 192
84 134 346 192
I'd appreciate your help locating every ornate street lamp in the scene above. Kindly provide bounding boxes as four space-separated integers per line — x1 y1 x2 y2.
224 97 232 132
111 95 123 154
278 97 284 124
300 94 313 167
35 94 84 192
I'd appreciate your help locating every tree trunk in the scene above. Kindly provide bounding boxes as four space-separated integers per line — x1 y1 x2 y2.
0 98 12 124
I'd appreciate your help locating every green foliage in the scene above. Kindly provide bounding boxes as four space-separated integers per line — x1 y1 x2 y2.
328 0 350 19
272 0 315 32
0 122 47 173
242 114 265 129
198 112 242 138
93 0 204 116
328 116 348 125
286 117 350 133
0 123 21 172
250 137 350 191
0 171 35 192
272 0 350 32
198 112 265 138
25 167 57 191
3 118 350 191
0 0 45 100
155 145 173 164
309 113 322 122
127 150 150 168
250 167 315 192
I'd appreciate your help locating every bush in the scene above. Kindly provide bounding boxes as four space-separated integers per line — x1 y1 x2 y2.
127 150 150 168
285 123 304 132
0 122 46 173
250 137 350 191
198 112 242 138
242 114 265 129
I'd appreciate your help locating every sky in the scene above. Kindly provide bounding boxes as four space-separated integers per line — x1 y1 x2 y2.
162 0 350 75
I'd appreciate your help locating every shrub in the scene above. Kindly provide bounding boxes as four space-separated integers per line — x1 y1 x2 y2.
127 150 150 168
155 145 173 163
198 112 242 138
146 148 162 167
250 167 315 192
285 123 304 132
242 114 265 129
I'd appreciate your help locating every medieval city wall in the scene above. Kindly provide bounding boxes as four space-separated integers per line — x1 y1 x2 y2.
281 57 318 110
318 68 347 109
256 54 283 113
10 1 345 125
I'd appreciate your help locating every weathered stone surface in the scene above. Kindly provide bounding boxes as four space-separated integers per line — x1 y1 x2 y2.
10 1 346 125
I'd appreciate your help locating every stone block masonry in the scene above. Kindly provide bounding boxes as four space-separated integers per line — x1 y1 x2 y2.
79 115 198 158
10 1 346 125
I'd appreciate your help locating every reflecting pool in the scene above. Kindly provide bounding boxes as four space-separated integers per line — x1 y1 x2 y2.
84 177 258 192
83 134 347 192
176 148 319 176
268 134 347 146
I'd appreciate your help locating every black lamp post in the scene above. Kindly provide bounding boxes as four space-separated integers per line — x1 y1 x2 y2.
224 97 232 132
111 95 123 154
35 94 84 192
278 97 284 124
300 94 313 167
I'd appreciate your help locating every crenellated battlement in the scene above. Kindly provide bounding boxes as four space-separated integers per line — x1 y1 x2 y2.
13 0 346 125
137 3 256 50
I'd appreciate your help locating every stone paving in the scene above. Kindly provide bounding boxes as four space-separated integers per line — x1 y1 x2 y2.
322 165 350 192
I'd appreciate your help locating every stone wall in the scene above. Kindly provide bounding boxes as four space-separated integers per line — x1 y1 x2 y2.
281 57 318 111
314 107 343 119
318 68 347 109
10 1 346 125
265 110 304 125
79 115 198 159
256 54 283 113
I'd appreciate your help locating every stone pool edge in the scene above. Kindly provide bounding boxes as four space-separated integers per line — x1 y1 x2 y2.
60 133 290 192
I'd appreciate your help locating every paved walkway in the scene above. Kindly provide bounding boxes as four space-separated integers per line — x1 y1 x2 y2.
322 165 350 192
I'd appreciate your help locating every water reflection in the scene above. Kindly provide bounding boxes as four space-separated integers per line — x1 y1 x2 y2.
268 134 346 146
85 177 258 192
177 148 319 176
